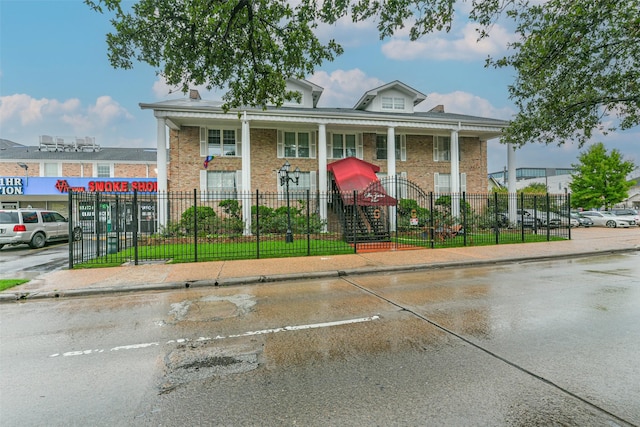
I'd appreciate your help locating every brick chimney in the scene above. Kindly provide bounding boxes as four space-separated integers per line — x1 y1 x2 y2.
429 104 445 113
189 89 201 100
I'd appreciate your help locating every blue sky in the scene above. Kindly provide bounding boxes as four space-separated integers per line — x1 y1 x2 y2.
1 0 638 174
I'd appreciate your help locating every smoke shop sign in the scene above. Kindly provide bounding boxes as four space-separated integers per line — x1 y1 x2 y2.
55 179 157 193
0 178 25 195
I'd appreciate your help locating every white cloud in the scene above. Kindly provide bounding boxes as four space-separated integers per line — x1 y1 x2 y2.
310 69 384 107
152 75 227 101
152 77 181 99
0 94 79 126
417 91 514 120
314 16 379 48
89 96 134 125
381 22 515 61
0 93 134 142
61 96 132 132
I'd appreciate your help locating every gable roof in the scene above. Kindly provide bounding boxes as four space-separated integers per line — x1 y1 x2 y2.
353 80 427 110
140 79 508 141
287 78 324 108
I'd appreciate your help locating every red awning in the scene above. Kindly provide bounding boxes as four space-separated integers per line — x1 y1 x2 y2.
327 157 396 206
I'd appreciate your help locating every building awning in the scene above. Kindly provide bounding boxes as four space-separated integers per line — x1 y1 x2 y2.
327 157 396 206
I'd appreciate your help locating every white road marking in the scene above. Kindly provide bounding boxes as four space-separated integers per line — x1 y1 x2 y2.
111 342 160 351
49 315 380 358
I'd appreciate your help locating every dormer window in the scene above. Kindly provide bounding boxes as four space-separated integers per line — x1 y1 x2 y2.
354 81 425 113
381 96 405 110
283 94 303 106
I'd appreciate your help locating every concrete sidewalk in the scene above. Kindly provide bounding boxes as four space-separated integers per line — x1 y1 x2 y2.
2 227 638 302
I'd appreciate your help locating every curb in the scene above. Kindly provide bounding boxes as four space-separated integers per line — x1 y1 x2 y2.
1 247 637 303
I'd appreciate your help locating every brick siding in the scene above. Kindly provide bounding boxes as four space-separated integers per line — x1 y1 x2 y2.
169 126 488 194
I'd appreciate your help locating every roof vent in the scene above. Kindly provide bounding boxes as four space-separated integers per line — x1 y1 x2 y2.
429 104 445 113
189 89 201 100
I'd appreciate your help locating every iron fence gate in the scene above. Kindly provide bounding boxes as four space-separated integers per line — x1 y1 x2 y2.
68 184 571 268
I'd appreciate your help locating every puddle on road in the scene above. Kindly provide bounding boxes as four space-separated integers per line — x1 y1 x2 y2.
167 294 256 323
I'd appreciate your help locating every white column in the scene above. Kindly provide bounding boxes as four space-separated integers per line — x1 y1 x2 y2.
386 127 396 178
317 123 328 232
450 127 460 218
387 126 397 232
507 142 517 223
241 112 252 235
156 117 168 229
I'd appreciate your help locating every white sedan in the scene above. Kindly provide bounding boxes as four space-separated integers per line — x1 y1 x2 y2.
579 211 636 228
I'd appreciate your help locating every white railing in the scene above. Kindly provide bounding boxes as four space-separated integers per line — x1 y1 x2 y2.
38 135 100 152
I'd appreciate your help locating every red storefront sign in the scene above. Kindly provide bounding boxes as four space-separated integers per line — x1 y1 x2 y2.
55 179 157 193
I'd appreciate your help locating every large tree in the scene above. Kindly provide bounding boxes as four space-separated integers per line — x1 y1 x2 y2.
494 0 640 147
86 0 640 146
570 142 636 210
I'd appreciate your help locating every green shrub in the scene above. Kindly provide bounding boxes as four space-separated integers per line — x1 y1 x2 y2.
181 206 217 236
219 199 241 219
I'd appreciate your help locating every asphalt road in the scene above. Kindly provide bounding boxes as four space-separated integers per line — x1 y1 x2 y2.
0 242 69 280
1 253 638 426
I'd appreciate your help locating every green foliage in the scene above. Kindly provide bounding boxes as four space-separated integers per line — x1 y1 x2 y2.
219 199 241 219
250 204 325 234
0 279 29 291
221 217 245 235
181 206 217 236
86 0 343 111
159 221 183 237
493 0 640 147
294 213 326 234
396 198 430 230
87 0 638 144
519 183 547 194
434 195 472 218
476 193 510 229
489 191 509 214
519 193 552 212
570 142 636 210
397 198 429 219
251 205 273 219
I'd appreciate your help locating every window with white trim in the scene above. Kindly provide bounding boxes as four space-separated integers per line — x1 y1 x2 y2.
433 136 462 162
43 162 60 177
277 130 316 158
332 134 357 159
211 129 236 156
375 134 406 161
434 173 467 194
199 127 241 157
96 163 112 178
278 171 316 199
199 170 240 200
381 96 405 110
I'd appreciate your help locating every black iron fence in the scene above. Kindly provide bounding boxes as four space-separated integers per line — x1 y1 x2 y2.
68 189 571 268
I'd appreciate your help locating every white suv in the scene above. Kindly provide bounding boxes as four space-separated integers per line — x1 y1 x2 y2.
0 209 82 249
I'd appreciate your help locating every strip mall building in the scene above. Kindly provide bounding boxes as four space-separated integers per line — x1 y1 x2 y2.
0 140 157 231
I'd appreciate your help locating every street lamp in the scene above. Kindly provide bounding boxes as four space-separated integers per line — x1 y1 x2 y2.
278 160 300 243
17 162 29 185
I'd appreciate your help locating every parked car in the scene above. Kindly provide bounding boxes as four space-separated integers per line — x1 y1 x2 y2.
612 209 640 226
570 212 593 227
522 209 567 228
498 209 573 228
579 211 636 228
566 215 580 227
0 209 82 249
513 209 543 228
498 210 551 228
